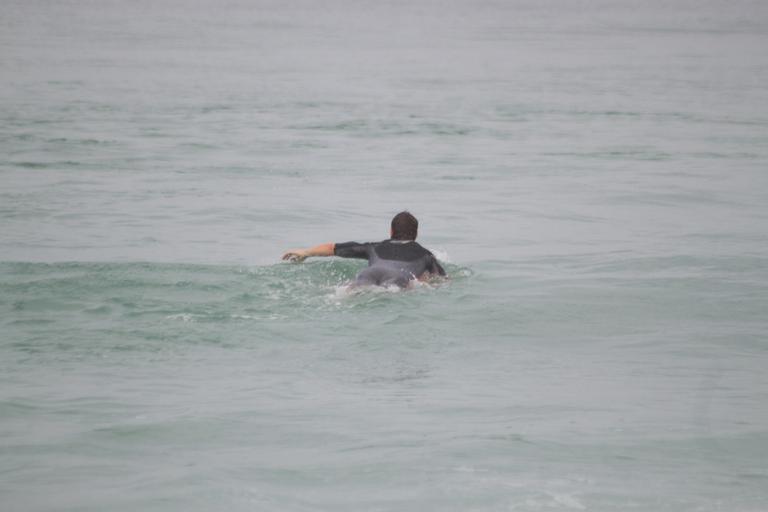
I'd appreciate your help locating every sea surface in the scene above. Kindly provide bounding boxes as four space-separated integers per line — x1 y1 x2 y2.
2 1 768 510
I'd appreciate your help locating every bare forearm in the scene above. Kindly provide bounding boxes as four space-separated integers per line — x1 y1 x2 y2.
303 243 335 258
282 243 335 262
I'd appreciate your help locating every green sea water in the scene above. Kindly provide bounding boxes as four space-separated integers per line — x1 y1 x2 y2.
2 0 768 510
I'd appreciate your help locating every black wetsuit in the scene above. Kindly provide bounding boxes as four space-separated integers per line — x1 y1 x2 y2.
334 239 446 287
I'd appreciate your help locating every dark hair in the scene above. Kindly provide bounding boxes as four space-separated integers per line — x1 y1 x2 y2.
391 211 418 240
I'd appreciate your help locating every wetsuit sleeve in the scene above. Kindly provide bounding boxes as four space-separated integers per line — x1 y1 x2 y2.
334 242 371 260
429 255 447 276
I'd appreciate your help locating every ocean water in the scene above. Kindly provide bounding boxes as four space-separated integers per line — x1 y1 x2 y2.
2 0 768 510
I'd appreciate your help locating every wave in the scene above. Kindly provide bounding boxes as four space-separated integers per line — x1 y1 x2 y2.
0 260 467 356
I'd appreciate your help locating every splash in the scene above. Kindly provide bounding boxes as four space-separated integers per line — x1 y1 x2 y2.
431 248 452 264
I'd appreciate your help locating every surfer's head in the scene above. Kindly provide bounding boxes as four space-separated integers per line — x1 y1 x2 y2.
390 211 418 241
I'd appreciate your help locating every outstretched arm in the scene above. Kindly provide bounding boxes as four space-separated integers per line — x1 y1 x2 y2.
282 243 335 262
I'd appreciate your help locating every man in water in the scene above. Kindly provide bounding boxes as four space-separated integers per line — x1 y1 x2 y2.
282 211 446 287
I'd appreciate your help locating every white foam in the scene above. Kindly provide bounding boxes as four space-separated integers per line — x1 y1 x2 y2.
165 313 195 322
326 281 412 303
431 248 451 263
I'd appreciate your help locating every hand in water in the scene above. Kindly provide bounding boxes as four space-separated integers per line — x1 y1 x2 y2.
282 250 307 262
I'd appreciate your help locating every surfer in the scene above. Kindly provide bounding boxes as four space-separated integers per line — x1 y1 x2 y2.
282 211 446 287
